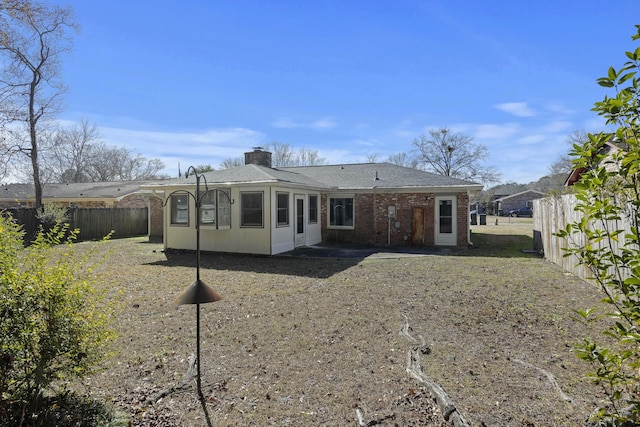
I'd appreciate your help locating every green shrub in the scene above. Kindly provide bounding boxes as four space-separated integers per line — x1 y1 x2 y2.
35 203 69 229
557 25 640 426
0 214 116 424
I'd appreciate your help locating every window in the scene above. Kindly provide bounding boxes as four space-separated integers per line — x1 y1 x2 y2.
439 199 453 233
200 191 216 225
309 194 318 223
217 189 231 228
170 194 189 225
241 192 263 227
199 189 231 228
276 192 289 227
329 196 354 229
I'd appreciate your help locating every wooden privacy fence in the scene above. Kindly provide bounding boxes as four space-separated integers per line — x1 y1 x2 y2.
2 207 148 242
533 194 633 282
71 208 148 240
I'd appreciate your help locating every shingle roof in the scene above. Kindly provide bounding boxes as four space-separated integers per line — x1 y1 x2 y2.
142 164 330 190
0 180 162 201
493 189 545 202
4 162 483 200
281 162 481 190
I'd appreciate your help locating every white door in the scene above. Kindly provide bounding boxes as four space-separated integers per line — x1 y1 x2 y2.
435 196 457 246
294 195 306 247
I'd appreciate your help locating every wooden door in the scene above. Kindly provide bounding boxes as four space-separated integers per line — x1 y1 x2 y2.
412 207 425 245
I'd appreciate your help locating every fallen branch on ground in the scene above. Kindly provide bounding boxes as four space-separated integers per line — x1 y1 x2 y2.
514 358 573 403
147 353 197 404
401 315 470 427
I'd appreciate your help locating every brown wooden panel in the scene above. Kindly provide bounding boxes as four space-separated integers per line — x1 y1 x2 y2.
412 207 425 245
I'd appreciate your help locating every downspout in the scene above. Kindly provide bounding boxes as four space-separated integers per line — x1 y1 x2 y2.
146 196 152 242
269 186 273 255
372 186 377 245
467 189 473 247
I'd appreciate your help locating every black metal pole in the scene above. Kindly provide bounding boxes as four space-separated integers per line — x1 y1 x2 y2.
195 172 203 399
196 303 202 399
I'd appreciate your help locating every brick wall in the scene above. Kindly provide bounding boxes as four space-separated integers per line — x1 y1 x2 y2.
148 196 164 241
321 191 470 248
456 192 470 247
120 193 164 241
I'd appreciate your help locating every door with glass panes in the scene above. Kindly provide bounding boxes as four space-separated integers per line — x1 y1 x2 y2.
435 196 456 246
294 195 305 247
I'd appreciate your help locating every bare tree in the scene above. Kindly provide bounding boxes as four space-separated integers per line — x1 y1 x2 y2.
0 0 78 207
365 151 417 168
296 146 326 166
387 151 418 168
38 119 166 182
219 157 244 169
84 143 165 181
365 152 380 162
43 118 98 183
265 141 325 167
267 141 296 167
193 164 215 174
220 143 326 169
548 129 589 176
412 127 500 185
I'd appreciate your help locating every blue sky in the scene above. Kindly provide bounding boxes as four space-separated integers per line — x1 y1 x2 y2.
47 0 640 184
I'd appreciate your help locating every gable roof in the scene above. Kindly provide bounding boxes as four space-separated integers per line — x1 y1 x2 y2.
141 162 483 194
493 189 545 202
141 164 330 191
564 137 625 186
282 162 482 191
141 162 483 193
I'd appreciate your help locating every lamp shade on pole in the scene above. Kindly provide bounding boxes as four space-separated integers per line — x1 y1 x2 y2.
175 279 223 305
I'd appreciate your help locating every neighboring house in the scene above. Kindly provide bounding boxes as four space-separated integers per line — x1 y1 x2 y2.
0 180 165 241
492 190 545 216
564 138 624 186
140 148 483 255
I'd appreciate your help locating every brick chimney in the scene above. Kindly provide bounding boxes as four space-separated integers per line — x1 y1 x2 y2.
244 147 272 168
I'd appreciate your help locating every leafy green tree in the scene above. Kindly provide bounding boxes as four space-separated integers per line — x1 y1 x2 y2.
556 25 640 426
0 215 115 422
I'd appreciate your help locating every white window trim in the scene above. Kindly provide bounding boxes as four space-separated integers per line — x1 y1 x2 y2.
308 194 318 224
327 194 355 230
170 194 189 227
216 189 232 230
276 191 290 228
240 191 264 228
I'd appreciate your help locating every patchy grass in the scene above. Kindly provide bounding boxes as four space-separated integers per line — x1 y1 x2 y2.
467 215 538 257
66 219 605 426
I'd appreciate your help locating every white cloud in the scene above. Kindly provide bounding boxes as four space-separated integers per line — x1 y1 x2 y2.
517 134 546 145
473 123 520 140
494 102 537 118
543 120 572 133
545 103 575 117
270 117 298 128
318 148 355 164
99 126 265 177
271 116 337 130
353 138 379 147
311 118 337 130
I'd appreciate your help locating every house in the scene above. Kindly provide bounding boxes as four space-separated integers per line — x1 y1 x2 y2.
492 190 545 216
140 148 483 255
564 138 624 186
0 180 164 241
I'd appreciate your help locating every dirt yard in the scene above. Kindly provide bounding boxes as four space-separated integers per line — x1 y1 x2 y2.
82 216 606 426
